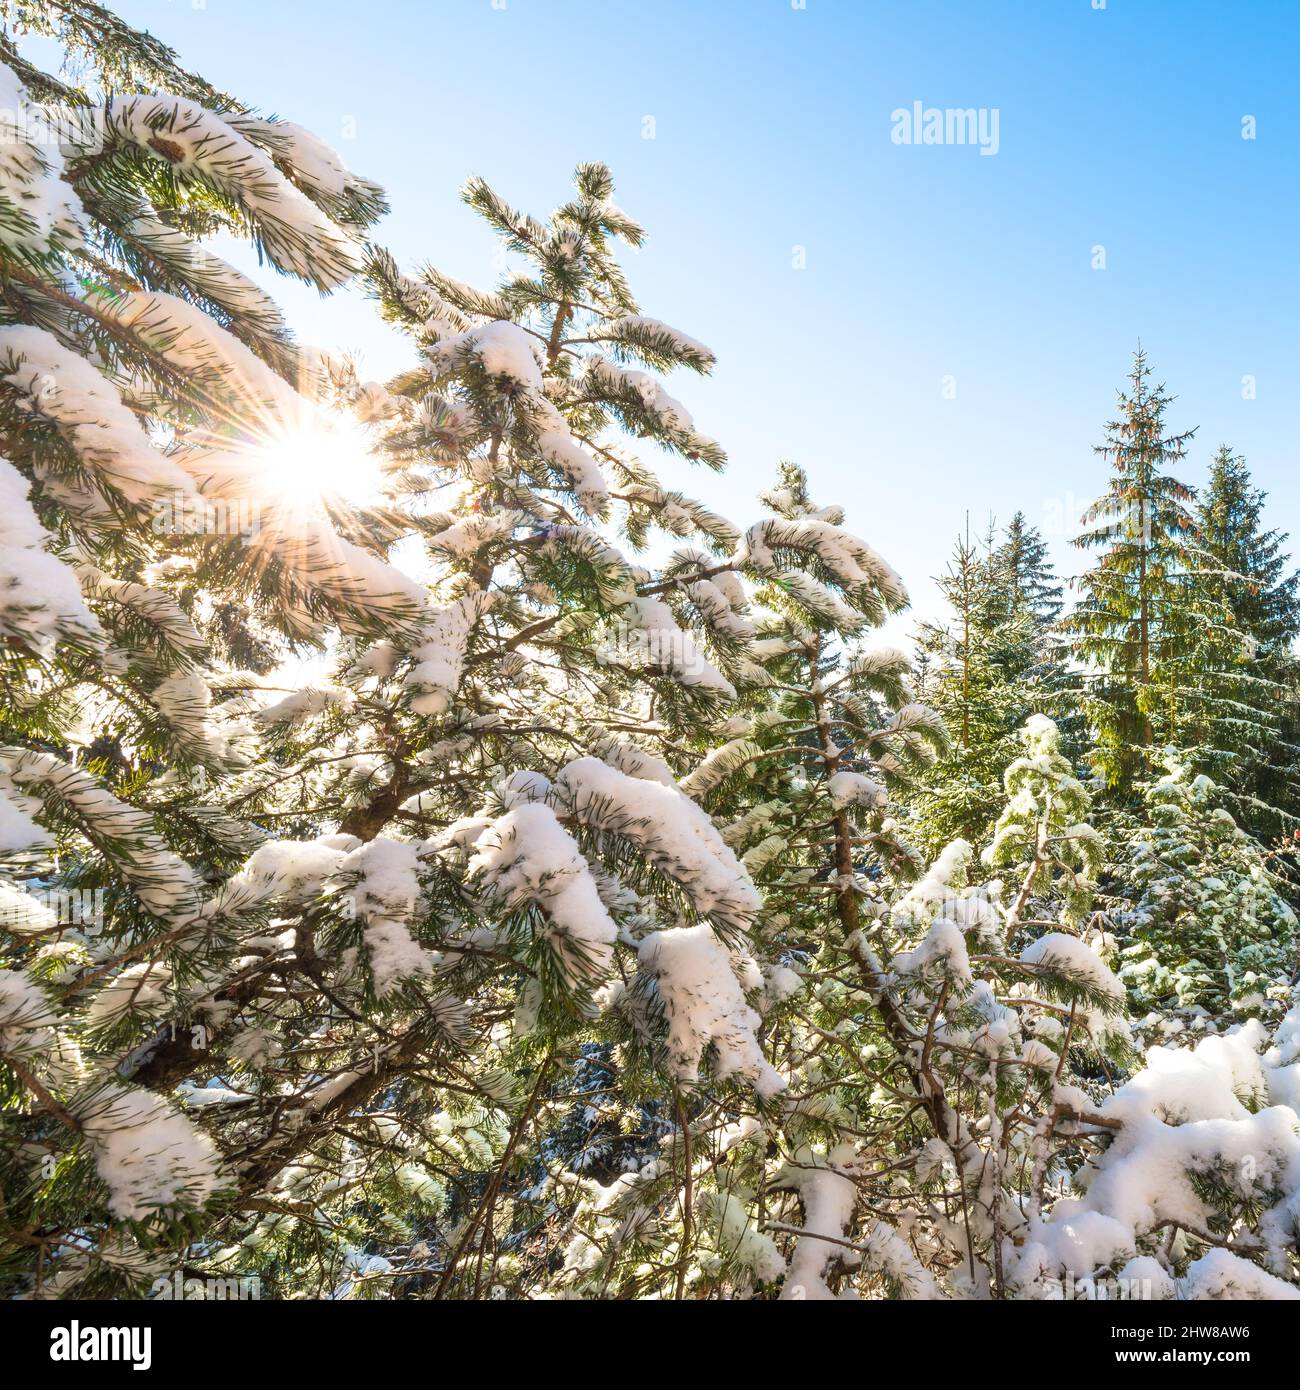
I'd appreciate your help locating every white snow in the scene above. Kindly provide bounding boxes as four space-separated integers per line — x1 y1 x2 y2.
336 838 431 995
0 61 86 257
230 837 351 905
0 967 56 1056
86 962 173 1029
891 917 973 989
121 211 286 338
0 749 200 919
617 596 735 698
468 801 617 984
827 770 887 811
602 315 716 370
638 923 784 1098
0 324 198 515
77 1082 221 1220
403 593 492 716
1020 932 1125 1007
741 516 908 612
552 756 760 931
0 458 101 657
428 319 544 393
777 1145 859 1300
106 97 361 286
585 355 717 456
1181 1247 1300 1301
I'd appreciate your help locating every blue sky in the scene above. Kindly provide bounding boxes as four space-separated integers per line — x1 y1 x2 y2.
56 0 1300 628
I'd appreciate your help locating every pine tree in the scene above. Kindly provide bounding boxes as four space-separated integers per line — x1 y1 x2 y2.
0 0 422 1295
0 2 936 1295
1064 348 1202 793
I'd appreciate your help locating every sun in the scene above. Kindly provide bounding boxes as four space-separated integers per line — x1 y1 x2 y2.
257 412 385 515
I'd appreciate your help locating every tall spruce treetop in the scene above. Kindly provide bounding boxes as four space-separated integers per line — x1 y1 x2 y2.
910 525 1025 851
995 510 1063 627
1065 348 1201 791
994 511 1081 756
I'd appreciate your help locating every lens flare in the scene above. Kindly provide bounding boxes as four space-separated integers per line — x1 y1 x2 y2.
257 413 383 514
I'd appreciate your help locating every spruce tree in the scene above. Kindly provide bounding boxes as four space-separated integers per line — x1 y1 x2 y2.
995 510 1063 627
1187 446 1300 843
1064 348 1202 792
910 515 1068 854
992 511 1079 750
1112 756 1297 1017
910 525 1023 850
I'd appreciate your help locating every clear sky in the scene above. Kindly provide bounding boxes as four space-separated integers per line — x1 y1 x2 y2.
60 0 1300 631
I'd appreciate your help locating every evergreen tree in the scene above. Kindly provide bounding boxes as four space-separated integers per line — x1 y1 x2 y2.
1064 348 1202 792
909 515 1069 853
995 510 1063 627
910 526 1024 850
0 2 939 1296
1187 446 1300 842
0 1 797 1297
547 462 941 1298
0 0 417 1295
992 512 1080 750
1112 757 1297 1017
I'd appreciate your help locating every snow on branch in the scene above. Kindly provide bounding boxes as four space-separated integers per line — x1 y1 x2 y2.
227 115 388 228
0 60 86 263
118 210 288 344
334 837 432 996
1019 932 1125 1013
614 596 736 698
638 923 784 1098
403 592 493 716
0 324 198 517
105 96 365 288
75 1081 222 1221
0 748 201 919
468 801 617 987
740 516 909 619
598 315 716 373
0 457 102 656
552 756 760 933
